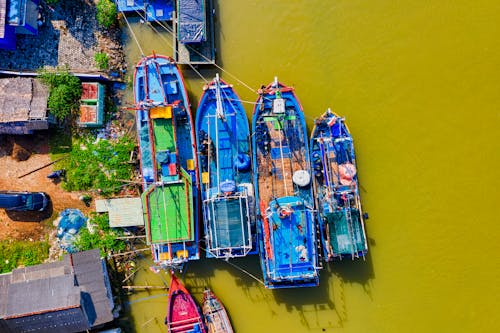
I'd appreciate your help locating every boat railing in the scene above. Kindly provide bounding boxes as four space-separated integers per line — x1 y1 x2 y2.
203 191 253 258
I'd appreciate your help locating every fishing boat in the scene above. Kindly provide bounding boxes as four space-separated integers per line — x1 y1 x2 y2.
196 74 255 259
134 54 200 270
166 272 206 333
252 77 320 289
310 108 368 261
202 288 234 333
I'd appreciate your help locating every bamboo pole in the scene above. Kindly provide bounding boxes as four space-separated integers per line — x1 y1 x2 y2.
141 317 156 328
122 285 168 290
17 157 67 178
111 248 150 257
115 235 146 240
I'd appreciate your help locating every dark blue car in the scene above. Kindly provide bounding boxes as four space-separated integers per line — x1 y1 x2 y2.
0 191 48 211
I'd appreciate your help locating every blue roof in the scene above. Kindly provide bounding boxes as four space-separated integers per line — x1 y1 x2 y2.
146 0 174 21
116 0 145 13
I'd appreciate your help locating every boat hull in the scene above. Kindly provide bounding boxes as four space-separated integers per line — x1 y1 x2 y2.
166 273 206 333
202 289 234 333
134 54 201 269
310 109 368 261
252 79 320 289
195 76 256 259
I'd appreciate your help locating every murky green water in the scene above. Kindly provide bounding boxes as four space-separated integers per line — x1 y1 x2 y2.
119 1 500 332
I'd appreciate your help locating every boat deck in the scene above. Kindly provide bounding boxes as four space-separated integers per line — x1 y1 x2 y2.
255 114 310 206
143 173 193 243
264 197 317 281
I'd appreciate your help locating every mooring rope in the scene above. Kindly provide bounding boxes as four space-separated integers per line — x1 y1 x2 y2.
198 247 265 285
140 11 258 95
121 9 145 57
131 8 209 84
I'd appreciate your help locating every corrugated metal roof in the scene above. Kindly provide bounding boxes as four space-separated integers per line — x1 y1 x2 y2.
71 249 114 326
0 250 114 329
95 197 145 227
4 274 81 319
0 274 10 319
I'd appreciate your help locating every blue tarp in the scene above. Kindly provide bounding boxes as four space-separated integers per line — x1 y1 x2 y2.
178 0 206 43
56 209 87 253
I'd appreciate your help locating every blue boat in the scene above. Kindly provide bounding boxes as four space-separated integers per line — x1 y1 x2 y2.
196 74 255 259
134 54 201 270
310 109 368 261
252 78 320 288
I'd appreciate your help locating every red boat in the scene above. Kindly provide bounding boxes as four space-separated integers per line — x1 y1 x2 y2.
166 272 206 333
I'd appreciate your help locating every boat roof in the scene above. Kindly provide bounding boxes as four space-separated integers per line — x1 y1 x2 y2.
266 197 317 280
143 176 194 244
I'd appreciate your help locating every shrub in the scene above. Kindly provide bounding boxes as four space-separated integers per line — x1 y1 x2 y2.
58 135 135 196
39 69 82 121
96 0 117 28
73 213 126 256
94 52 109 70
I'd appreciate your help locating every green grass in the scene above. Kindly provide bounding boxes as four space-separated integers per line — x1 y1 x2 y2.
0 240 50 273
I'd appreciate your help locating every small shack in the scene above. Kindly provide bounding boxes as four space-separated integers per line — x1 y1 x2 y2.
95 197 145 228
0 77 49 134
78 82 105 128
0 249 115 333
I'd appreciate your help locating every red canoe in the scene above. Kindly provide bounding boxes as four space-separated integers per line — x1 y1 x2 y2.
166 272 206 333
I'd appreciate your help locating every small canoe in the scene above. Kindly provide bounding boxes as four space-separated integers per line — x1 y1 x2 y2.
310 108 368 261
202 288 234 333
196 74 256 259
166 272 206 333
252 77 320 289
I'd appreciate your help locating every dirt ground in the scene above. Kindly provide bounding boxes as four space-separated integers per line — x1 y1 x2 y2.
0 134 93 242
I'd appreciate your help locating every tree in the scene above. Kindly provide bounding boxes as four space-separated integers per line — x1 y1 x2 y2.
96 0 117 28
39 69 82 121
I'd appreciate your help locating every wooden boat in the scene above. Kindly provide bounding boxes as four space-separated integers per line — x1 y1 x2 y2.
252 77 320 289
195 74 255 259
166 272 206 333
134 54 200 270
310 108 368 261
202 288 234 333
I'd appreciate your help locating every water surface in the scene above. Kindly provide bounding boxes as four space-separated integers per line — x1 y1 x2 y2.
120 1 500 332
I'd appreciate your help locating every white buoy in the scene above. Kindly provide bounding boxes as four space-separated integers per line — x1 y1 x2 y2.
292 170 311 187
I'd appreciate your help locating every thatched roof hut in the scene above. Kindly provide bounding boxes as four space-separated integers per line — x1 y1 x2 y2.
0 77 49 134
